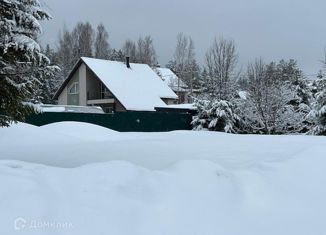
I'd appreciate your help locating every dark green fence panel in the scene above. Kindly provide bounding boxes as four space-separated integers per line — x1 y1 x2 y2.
25 111 193 132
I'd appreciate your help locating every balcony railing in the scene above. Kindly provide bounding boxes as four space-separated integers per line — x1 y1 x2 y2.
87 91 114 100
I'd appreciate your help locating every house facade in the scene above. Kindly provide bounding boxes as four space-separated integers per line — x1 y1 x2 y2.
54 57 178 113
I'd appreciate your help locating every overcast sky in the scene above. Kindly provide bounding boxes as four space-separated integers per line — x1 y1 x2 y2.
40 0 326 78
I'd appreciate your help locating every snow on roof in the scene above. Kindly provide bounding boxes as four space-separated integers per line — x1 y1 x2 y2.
156 103 197 110
156 68 188 92
82 57 178 111
165 103 197 110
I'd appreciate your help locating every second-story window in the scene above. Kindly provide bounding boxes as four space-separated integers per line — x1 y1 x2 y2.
68 82 79 94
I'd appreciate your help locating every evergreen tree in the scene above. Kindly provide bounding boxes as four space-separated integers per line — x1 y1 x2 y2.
308 87 326 135
0 0 55 126
192 99 240 133
275 59 312 133
307 78 326 135
317 70 324 79
35 44 61 104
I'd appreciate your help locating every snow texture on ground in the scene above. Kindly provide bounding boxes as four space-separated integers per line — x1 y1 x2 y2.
0 122 325 235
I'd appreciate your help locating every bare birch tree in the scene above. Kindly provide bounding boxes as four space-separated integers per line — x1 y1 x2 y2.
122 39 137 62
72 22 94 58
94 23 110 59
136 35 157 67
243 59 296 134
57 27 75 79
203 37 238 100
167 33 200 95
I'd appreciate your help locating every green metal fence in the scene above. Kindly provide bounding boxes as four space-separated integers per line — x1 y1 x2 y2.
25 111 193 132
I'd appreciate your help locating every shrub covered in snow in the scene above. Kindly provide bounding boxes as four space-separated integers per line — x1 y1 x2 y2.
192 99 240 133
232 59 313 134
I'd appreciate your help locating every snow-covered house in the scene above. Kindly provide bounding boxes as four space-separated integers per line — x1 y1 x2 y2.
156 68 190 104
54 57 178 113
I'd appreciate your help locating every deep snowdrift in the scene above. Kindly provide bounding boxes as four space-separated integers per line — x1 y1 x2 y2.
0 122 326 235
1 122 325 169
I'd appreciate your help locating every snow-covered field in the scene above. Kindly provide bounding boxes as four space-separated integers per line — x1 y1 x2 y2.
0 122 326 235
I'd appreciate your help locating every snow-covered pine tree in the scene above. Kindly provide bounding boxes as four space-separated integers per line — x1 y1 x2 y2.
308 79 326 135
192 99 240 133
0 0 55 126
276 59 311 106
33 44 61 104
317 70 324 80
275 59 312 133
308 91 326 135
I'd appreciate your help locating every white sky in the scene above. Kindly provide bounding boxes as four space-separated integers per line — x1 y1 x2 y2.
40 0 326 78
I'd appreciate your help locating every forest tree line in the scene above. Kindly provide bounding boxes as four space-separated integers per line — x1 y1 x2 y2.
1 2 326 136
39 21 326 135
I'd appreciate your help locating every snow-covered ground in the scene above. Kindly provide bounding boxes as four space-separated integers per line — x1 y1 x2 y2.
0 122 326 235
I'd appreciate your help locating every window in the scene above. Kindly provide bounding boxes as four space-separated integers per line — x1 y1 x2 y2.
68 82 79 94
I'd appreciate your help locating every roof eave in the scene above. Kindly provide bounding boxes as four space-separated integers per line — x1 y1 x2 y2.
53 58 84 100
